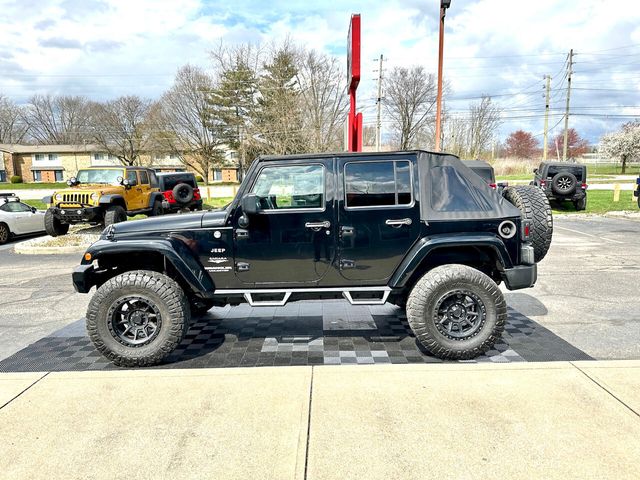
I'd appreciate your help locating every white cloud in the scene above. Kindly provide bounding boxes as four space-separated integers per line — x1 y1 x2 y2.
0 0 638 142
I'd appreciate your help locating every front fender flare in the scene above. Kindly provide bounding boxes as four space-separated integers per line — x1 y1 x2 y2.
83 237 215 296
389 233 513 289
99 194 125 206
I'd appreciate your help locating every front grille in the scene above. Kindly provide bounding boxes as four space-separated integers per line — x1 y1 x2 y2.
61 193 91 205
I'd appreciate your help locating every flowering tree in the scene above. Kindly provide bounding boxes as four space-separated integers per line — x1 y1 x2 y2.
600 121 640 174
504 130 539 159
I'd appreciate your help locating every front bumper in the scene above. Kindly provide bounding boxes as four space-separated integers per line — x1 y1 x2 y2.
72 264 96 293
503 264 537 290
51 206 102 223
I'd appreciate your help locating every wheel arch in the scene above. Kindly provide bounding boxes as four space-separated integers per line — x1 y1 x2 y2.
81 238 215 297
389 234 512 292
99 195 126 209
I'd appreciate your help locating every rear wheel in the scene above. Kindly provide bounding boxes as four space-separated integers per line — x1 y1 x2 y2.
0 223 10 244
150 200 163 217
503 185 553 262
406 264 506 360
104 205 127 226
44 209 70 237
86 270 190 367
574 196 587 211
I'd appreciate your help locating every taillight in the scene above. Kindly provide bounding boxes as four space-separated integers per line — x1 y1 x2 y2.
540 180 546 187
521 220 531 241
489 183 497 189
581 183 588 189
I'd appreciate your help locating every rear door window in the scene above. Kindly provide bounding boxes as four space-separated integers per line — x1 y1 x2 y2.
344 160 412 208
547 165 584 181
138 170 149 185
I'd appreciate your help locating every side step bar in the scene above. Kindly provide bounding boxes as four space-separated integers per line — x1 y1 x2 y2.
214 287 391 307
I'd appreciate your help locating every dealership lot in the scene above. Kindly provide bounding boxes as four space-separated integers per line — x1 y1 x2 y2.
0 215 638 367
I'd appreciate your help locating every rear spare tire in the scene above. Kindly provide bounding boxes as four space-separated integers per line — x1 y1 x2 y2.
172 183 194 204
44 209 70 237
406 264 506 360
86 270 190 367
552 172 577 195
503 185 553 262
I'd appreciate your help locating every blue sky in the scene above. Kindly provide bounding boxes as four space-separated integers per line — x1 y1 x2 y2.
0 0 639 143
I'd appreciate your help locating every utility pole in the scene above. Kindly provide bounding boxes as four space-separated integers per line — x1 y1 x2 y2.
542 74 551 162
375 54 384 152
562 49 573 161
434 0 451 151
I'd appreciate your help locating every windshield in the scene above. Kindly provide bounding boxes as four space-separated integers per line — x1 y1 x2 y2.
76 169 124 185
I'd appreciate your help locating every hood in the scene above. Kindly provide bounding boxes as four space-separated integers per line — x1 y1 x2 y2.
107 208 228 237
54 185 122 195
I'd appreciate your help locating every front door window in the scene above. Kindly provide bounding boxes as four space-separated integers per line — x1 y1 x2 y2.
252 164 324 210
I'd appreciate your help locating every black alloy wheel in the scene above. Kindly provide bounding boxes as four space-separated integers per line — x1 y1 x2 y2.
434 290 486 340
107 296 162 347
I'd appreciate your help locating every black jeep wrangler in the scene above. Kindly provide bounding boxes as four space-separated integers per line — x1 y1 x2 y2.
532 161 588 210
73 151 553 367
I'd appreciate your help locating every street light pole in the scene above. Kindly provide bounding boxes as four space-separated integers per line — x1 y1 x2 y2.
434 0 451 152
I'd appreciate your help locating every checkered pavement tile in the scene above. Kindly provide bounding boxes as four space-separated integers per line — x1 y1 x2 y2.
0 301 592 372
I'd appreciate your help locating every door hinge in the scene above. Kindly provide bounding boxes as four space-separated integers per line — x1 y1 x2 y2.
236 262 250 272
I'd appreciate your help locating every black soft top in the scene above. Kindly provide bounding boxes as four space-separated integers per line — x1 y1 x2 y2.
258 150 521 222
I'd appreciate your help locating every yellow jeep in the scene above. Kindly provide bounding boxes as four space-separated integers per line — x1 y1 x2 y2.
43 166 164 236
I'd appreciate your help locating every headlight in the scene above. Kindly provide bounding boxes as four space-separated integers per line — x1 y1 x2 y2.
54 193 63 201
91 193 100 201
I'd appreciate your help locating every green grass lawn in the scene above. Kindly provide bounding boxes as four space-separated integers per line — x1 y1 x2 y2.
0 182 67 190
552 190 638 214
23 200 47 210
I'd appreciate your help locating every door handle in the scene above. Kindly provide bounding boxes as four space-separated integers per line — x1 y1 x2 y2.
305 221 331 230
385 218 412 228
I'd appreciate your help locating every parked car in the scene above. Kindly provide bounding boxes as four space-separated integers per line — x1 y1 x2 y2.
0 193 46 244
73 150 553 367
42 166 164 236
532 162 588 210
157 172 203 212
635 175 640 208
463 160 509 193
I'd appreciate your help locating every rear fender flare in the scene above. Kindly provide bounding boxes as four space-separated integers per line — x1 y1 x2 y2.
85 237 215 295
148 192 164 207
389 233 513 289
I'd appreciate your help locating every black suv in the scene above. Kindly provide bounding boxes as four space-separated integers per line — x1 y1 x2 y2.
635 175 640 208
157 172 203 213
532 162 587 210
73 151 553 367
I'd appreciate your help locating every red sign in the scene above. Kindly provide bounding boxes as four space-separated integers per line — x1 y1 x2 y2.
347 14 361 91
347 14 361 152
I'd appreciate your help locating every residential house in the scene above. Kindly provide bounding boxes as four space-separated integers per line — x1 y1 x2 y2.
0 144 240 184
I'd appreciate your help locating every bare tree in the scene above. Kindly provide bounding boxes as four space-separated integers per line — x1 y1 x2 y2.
467 96 502 158
297 50 348 152
0 95 28 143
156 65 224 183
383 66 437 150
362 125 376 147
90 96 153 165
23 94 92 144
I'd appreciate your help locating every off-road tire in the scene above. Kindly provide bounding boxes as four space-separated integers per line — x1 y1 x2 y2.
44 209 70 237
503 185 553 262
150 200 163 217
551 172 577 195
86 270 190 367
173 183 194 204
104 205 127 226
406 264 506 360
574 196 587 211
190 298 216 316
0 223 10 244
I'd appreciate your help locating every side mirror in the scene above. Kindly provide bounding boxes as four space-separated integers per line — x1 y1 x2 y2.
533 168 538 174
241 193 261 215
31 207 37 213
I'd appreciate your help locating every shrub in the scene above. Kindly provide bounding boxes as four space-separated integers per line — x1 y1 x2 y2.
10 175 23 184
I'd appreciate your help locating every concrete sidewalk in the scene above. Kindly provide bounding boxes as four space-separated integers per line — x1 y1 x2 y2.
1 361 639 479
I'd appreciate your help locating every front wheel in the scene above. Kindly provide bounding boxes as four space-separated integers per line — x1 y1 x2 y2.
44 209 70 237
406 264 506 360
86 270 191 367
104 205 127 226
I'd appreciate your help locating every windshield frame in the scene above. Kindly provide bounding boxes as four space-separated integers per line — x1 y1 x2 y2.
75 169 125 185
